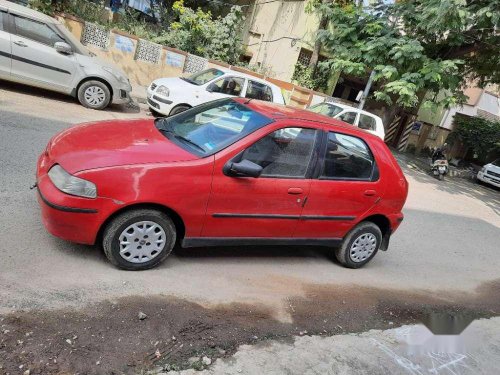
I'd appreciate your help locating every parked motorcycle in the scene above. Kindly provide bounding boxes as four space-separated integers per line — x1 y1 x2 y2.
431 156 449 180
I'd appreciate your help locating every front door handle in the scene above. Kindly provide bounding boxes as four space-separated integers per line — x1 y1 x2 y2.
288 187 303 195
14 41 28 47
364 190 377 197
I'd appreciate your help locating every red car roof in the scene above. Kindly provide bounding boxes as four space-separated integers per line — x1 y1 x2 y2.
234 98 381 141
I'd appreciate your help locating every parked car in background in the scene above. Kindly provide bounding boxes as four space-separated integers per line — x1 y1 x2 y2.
0 0 131 109
307 101 385 140
146 67 286 116
477 159 500 188
36 98 407 270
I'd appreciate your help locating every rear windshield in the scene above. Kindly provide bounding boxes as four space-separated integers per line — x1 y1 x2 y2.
155 99 273 157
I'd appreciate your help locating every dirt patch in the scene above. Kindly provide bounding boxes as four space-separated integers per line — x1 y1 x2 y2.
1 280 499 374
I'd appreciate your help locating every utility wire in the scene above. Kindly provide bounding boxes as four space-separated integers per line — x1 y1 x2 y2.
245 36 301 46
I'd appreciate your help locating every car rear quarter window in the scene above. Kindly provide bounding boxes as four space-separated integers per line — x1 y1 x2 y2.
321 132 375 180
13 15 65 46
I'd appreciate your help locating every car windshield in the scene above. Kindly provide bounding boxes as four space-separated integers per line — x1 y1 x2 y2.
308 103 344 117
491 159 500 167
181 68 225 86
155 99 273 156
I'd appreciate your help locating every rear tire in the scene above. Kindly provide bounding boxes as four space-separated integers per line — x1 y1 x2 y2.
77 80 111 110
103 209 176 270
169 105 190 116
335 222 382 269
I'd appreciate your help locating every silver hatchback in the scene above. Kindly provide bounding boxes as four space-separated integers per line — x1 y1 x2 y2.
0 0 131 109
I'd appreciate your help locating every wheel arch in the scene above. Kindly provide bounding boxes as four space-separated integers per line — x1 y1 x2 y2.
75 77 113 98
360 214 391 251
170 103 192 114
96 203 186 246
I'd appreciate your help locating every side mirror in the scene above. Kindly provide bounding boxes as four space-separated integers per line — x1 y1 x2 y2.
228 159 263 178
54 42 72 55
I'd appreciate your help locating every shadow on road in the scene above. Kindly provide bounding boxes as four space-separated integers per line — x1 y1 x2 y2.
399 158 500 216
0 80 140 114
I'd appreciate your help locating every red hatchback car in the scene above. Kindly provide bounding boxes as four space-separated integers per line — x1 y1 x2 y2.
36 98 407 270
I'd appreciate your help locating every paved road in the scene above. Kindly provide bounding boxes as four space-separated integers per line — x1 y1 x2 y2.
1 81 499 373
1 80 499 316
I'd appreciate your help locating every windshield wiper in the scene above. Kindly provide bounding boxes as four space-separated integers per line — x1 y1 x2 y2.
180 77 197 85
173 134 206 153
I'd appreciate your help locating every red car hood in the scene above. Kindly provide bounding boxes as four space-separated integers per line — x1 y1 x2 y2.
48 119 198 173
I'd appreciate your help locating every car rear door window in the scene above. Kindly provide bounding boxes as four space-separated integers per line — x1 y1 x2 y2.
241 127 318 178
245 80 273 102
321 132 375 180
210 77 245 96
358 114 377 131
13 16 65 46
338 111 358 125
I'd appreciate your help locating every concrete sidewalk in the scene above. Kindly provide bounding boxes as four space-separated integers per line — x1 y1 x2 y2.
160 317 500 375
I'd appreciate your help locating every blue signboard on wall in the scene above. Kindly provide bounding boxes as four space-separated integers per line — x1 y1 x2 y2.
166 52 185 68
115 35 134 53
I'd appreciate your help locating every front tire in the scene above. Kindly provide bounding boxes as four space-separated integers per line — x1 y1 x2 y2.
169 105 190 116
103 209 176 270
77 80 111 110
335 222 382 268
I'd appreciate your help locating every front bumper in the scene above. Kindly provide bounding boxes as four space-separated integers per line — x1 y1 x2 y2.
36 175 102 245
477 171 500 188
146 87 174 115
36 153 119 245
112 81 132 105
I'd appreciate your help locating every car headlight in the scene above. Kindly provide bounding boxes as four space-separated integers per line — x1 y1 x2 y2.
156 85 169 97
102 67 129 84
48 165 97 199
480 167 486 173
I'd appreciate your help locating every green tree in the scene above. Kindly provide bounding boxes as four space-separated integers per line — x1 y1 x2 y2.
453 115 500 162
309 0 500 109
154 0 244 64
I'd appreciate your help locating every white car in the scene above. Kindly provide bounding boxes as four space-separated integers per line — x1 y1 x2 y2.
0 0 131 109
146 68 285 116
308 101 385 140
477 159 500 188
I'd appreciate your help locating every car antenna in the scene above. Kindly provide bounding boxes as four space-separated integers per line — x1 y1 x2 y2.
244 98 253 104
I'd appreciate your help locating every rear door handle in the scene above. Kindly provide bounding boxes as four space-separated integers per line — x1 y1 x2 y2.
364 190 377 197
288 187 303 195
14 41 27 47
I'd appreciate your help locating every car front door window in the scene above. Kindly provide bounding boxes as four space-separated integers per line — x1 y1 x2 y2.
13 16 65 46
240 127 318 178
209 77 244 96
338 111 358 125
